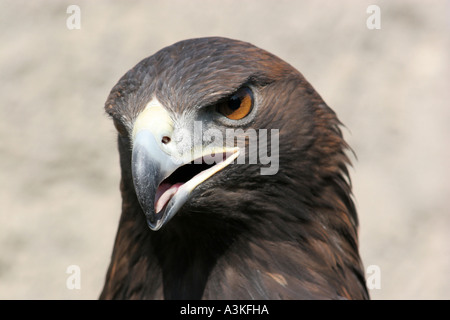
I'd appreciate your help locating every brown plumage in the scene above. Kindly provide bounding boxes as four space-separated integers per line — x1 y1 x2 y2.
100 37 369 299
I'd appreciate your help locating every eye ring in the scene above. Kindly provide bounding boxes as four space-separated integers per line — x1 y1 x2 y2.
217 87 254 120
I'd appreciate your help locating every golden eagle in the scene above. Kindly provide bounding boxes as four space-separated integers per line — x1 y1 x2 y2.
100 37 369 300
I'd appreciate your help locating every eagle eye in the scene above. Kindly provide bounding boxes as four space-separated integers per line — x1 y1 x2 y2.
217 87 253 120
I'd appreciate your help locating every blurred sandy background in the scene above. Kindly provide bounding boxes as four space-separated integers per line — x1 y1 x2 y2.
0 0 449 299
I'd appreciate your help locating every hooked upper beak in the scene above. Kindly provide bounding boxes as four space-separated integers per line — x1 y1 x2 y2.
131 99 239 231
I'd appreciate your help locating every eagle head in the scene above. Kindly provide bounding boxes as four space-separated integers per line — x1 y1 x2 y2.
102 37 368 300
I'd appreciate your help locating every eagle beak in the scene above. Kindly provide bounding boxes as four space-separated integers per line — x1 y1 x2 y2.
132 129 181 230
131 99 239 231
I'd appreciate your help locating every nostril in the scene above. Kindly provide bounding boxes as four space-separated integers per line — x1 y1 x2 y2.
161 136 171 144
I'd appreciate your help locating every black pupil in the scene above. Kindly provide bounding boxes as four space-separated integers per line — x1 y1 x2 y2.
228 96 241 111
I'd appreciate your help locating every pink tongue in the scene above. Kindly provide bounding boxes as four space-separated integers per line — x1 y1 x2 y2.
155 182 184 213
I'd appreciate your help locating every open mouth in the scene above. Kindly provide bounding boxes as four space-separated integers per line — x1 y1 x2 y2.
154 150 239 214
155 160 213 213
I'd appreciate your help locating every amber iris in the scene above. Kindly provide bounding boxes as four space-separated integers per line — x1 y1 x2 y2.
218 87 253 120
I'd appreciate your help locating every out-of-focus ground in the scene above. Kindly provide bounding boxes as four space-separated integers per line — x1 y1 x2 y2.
0 0 449 299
